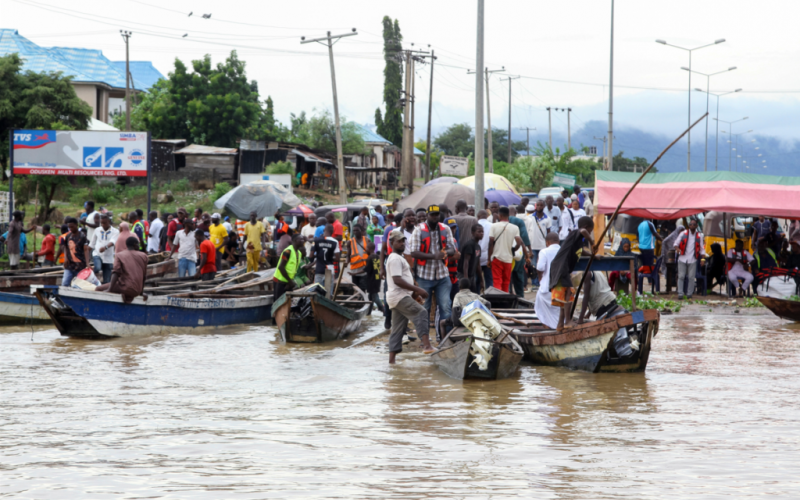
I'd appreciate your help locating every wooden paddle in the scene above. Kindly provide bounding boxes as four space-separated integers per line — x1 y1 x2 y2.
569 112 708 317
332 257 350 299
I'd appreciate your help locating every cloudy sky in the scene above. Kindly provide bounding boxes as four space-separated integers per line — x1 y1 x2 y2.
6 0 800 154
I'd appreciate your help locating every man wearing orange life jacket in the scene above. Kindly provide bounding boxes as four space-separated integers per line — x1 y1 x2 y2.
346 224 370 292
408 205 456 325
673 218 706 300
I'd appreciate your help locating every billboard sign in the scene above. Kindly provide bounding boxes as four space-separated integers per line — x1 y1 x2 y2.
551 171 577 189
439 155 469 176
12 130 149 177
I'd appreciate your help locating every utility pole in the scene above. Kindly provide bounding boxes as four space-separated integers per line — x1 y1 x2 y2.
424 49 436 183
469 66 504 172
546 107 552 154
474 0 485 211
594 135 608 166
120 30 132 131
410 55 416 193
519 127 536 157
607 0 615 171
301 29 358 204
501 76 520 164
402 52 414 194
567 107 572 151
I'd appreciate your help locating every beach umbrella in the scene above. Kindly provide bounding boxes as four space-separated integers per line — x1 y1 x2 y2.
484 189 521 207
396 183 476 213
283 204 314 217
423 176 459 187
457 173 520 195
214 180 301 220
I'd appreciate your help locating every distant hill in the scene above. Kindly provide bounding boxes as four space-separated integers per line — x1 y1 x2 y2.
509 120 798 176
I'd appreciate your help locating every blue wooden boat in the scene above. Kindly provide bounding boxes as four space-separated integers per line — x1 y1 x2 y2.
35 286 274 339
0 290 51 323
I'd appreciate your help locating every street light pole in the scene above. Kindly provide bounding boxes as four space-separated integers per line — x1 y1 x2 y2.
698 88 741 170
301 29 359 204
608 0 614 171
716 116 748 171
682 66 736 171
656 37 726 171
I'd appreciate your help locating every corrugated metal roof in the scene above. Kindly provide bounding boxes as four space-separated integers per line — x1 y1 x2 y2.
174 144 238 155
111 61 163 90
292 149 332 165
152 139 187 145
354 123 392 145
0 29 162 90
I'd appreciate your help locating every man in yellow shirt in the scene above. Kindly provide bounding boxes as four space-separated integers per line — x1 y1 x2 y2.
243 211 266 272
209 213 229 270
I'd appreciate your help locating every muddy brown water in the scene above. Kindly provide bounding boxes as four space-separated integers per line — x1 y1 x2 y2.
1 314 799 498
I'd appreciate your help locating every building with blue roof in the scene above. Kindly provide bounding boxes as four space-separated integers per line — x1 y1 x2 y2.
0 29 163 124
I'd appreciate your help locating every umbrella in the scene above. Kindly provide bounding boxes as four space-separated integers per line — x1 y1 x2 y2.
396 183 476 213
284 204 314 217
423 176 459 188
457 173 520 195
484 189 521 207
214 180 301 220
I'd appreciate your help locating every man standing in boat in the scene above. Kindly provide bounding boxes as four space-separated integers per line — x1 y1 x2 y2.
386 229 434 363
273 234 305 301
61 217 92 286
409 205 457 329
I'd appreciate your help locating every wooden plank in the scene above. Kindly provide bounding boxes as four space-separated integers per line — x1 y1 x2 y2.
630 258 637 311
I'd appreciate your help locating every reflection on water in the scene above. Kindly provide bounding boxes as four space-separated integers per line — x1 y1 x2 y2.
1 315 799 498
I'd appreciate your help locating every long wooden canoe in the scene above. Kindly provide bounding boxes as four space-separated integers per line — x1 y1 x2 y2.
510 309 660 373
272 282 371 343
757 296 800 322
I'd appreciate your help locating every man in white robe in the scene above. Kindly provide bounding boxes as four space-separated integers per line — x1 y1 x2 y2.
534 232 562 329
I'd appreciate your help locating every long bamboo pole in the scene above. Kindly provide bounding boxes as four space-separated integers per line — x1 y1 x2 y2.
569 112 708 317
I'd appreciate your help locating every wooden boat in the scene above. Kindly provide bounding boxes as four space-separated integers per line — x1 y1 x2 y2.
0 290 51 323
272 282 371 343
0 259 178 324
34 285 274 339
510 309 660 373
431 327 523 380
757 296 800 322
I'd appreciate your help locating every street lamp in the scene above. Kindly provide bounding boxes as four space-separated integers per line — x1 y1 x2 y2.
656 38 726 171
716 116 748 170
695 87 741 170
683 66 736 171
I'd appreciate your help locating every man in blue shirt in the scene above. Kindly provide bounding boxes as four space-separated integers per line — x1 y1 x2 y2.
573 186 586 209
508 206 532 297
637 219 662 271
374 205 386 227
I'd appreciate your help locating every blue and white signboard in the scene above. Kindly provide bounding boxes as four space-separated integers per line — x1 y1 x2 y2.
12 130 149 177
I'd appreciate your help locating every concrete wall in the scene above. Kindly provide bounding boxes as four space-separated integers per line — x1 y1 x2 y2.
72 83 97 119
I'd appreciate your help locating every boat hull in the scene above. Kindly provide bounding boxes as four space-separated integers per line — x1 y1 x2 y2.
757 296 800 322
272 284 370 343
37 287 273 338
0 291 50 323
431 331 523 380
512 309 659 373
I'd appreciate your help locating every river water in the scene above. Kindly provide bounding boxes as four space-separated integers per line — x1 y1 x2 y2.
1 313 799 499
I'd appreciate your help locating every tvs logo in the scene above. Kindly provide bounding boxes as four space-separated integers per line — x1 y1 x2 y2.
13 130 56 150
128 149 145 166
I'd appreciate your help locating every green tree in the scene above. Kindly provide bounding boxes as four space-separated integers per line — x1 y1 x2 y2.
0 54 93 222
612 151 654 173
486 128 527 164
375 16 404 145
434 123 474 157
291 109 366 155
121 51 273 147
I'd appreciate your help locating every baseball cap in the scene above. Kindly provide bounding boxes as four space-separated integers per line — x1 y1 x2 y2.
525 204 535 212
389 228 406 243
427 205 440 213
211 213 221 219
